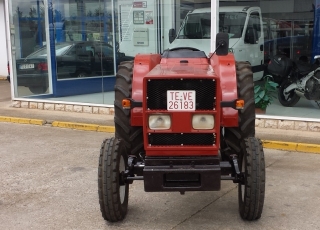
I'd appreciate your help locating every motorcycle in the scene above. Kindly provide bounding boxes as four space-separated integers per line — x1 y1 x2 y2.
267 55 320 108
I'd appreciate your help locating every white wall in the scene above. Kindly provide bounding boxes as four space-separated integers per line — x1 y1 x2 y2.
0 0 8 76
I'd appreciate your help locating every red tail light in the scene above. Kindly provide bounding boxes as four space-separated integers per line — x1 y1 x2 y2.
37 62 48 71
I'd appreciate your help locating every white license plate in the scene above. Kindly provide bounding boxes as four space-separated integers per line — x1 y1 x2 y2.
19 64 34 70
167 90 196 111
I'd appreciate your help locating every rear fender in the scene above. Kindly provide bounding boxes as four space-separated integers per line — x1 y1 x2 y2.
131 54 161 126
210 54 238 127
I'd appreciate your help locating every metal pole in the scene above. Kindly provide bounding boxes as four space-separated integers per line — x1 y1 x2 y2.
210 0 219 53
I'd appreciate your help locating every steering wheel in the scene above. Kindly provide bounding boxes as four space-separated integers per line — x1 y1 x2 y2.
168 47 200 51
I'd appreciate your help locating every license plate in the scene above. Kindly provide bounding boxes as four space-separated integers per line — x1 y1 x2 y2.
167 90 196 111
19 64 34 70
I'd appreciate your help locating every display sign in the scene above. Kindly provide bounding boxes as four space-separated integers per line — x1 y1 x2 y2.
133 11 144 24
133 1 147 8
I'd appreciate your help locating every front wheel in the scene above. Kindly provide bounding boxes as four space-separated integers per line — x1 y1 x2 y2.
238 137 265 221
98 137 129 222
278 80 300 107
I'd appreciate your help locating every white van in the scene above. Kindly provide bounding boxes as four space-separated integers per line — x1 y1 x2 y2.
168 6 264 81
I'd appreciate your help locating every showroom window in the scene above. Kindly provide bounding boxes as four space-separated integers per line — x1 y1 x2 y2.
6 0 320 120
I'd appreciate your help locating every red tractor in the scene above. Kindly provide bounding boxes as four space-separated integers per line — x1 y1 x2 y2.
98 33 265 222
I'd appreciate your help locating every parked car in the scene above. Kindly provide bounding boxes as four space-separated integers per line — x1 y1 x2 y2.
16 41 134 94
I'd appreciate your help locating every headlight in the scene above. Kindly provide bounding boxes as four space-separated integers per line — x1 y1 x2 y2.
192 114 214 129
149 114 171 130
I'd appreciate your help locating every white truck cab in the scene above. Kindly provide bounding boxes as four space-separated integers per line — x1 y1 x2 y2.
168 6 264 81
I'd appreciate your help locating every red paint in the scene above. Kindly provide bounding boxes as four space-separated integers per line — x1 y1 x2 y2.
130 53 238 156
141 59 221 156
131 54 161 126
210 54 238 127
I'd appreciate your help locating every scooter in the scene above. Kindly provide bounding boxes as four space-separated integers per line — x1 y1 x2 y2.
267 55 320 108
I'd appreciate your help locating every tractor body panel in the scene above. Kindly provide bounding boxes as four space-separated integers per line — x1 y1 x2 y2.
210 54 238 127
130 53 239 128
131 54 161 126
142 63 220 157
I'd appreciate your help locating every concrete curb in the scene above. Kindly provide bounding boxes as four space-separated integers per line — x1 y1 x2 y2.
0 115 115 133
262 140 320 154
1 115 319 154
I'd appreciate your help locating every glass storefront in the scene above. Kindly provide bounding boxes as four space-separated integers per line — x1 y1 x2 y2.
6 0 320 119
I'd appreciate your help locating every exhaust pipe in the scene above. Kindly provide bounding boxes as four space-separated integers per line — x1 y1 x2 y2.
294 89 305 98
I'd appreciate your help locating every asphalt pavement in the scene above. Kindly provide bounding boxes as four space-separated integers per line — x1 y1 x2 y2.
1 79 320 229
1 80 320 153
1 122 320 230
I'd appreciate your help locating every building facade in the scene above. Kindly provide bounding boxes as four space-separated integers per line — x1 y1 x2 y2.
4 0 320 125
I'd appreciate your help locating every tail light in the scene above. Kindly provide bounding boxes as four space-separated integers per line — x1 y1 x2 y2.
37 62 48 71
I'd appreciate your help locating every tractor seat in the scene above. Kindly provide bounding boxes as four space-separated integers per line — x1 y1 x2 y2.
162 48 207 59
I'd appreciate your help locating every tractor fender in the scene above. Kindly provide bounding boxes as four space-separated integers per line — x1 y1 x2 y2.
131 54 161 126
210 54 238 127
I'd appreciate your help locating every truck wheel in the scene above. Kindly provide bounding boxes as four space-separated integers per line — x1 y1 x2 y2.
98 137 129 222
114 61 143 156
278 79 300 107
238 137 265 221
223 62 255 154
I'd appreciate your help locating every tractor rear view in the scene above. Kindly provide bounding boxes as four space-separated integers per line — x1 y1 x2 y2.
98 33 265 222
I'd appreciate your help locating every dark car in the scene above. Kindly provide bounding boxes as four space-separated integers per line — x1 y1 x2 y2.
16 41 134 94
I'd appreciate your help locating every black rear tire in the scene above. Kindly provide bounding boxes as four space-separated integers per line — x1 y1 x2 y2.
223 62 256 154
98 137 129 222
278 79 300 107
29 86 48 94
238 137 265 220
114 61 143 156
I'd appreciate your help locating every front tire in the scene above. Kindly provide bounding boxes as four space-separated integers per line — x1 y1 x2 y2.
278 79 300 107
98 137 129 222
238 137 265 221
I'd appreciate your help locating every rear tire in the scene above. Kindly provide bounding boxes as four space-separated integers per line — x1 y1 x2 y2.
238 137 265 220
278 79 300 107
114 61 143 156
29 86 48 94
98 137 129 222
223 62 256 154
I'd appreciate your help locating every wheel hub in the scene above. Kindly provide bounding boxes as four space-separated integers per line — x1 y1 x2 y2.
119 155 126 204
